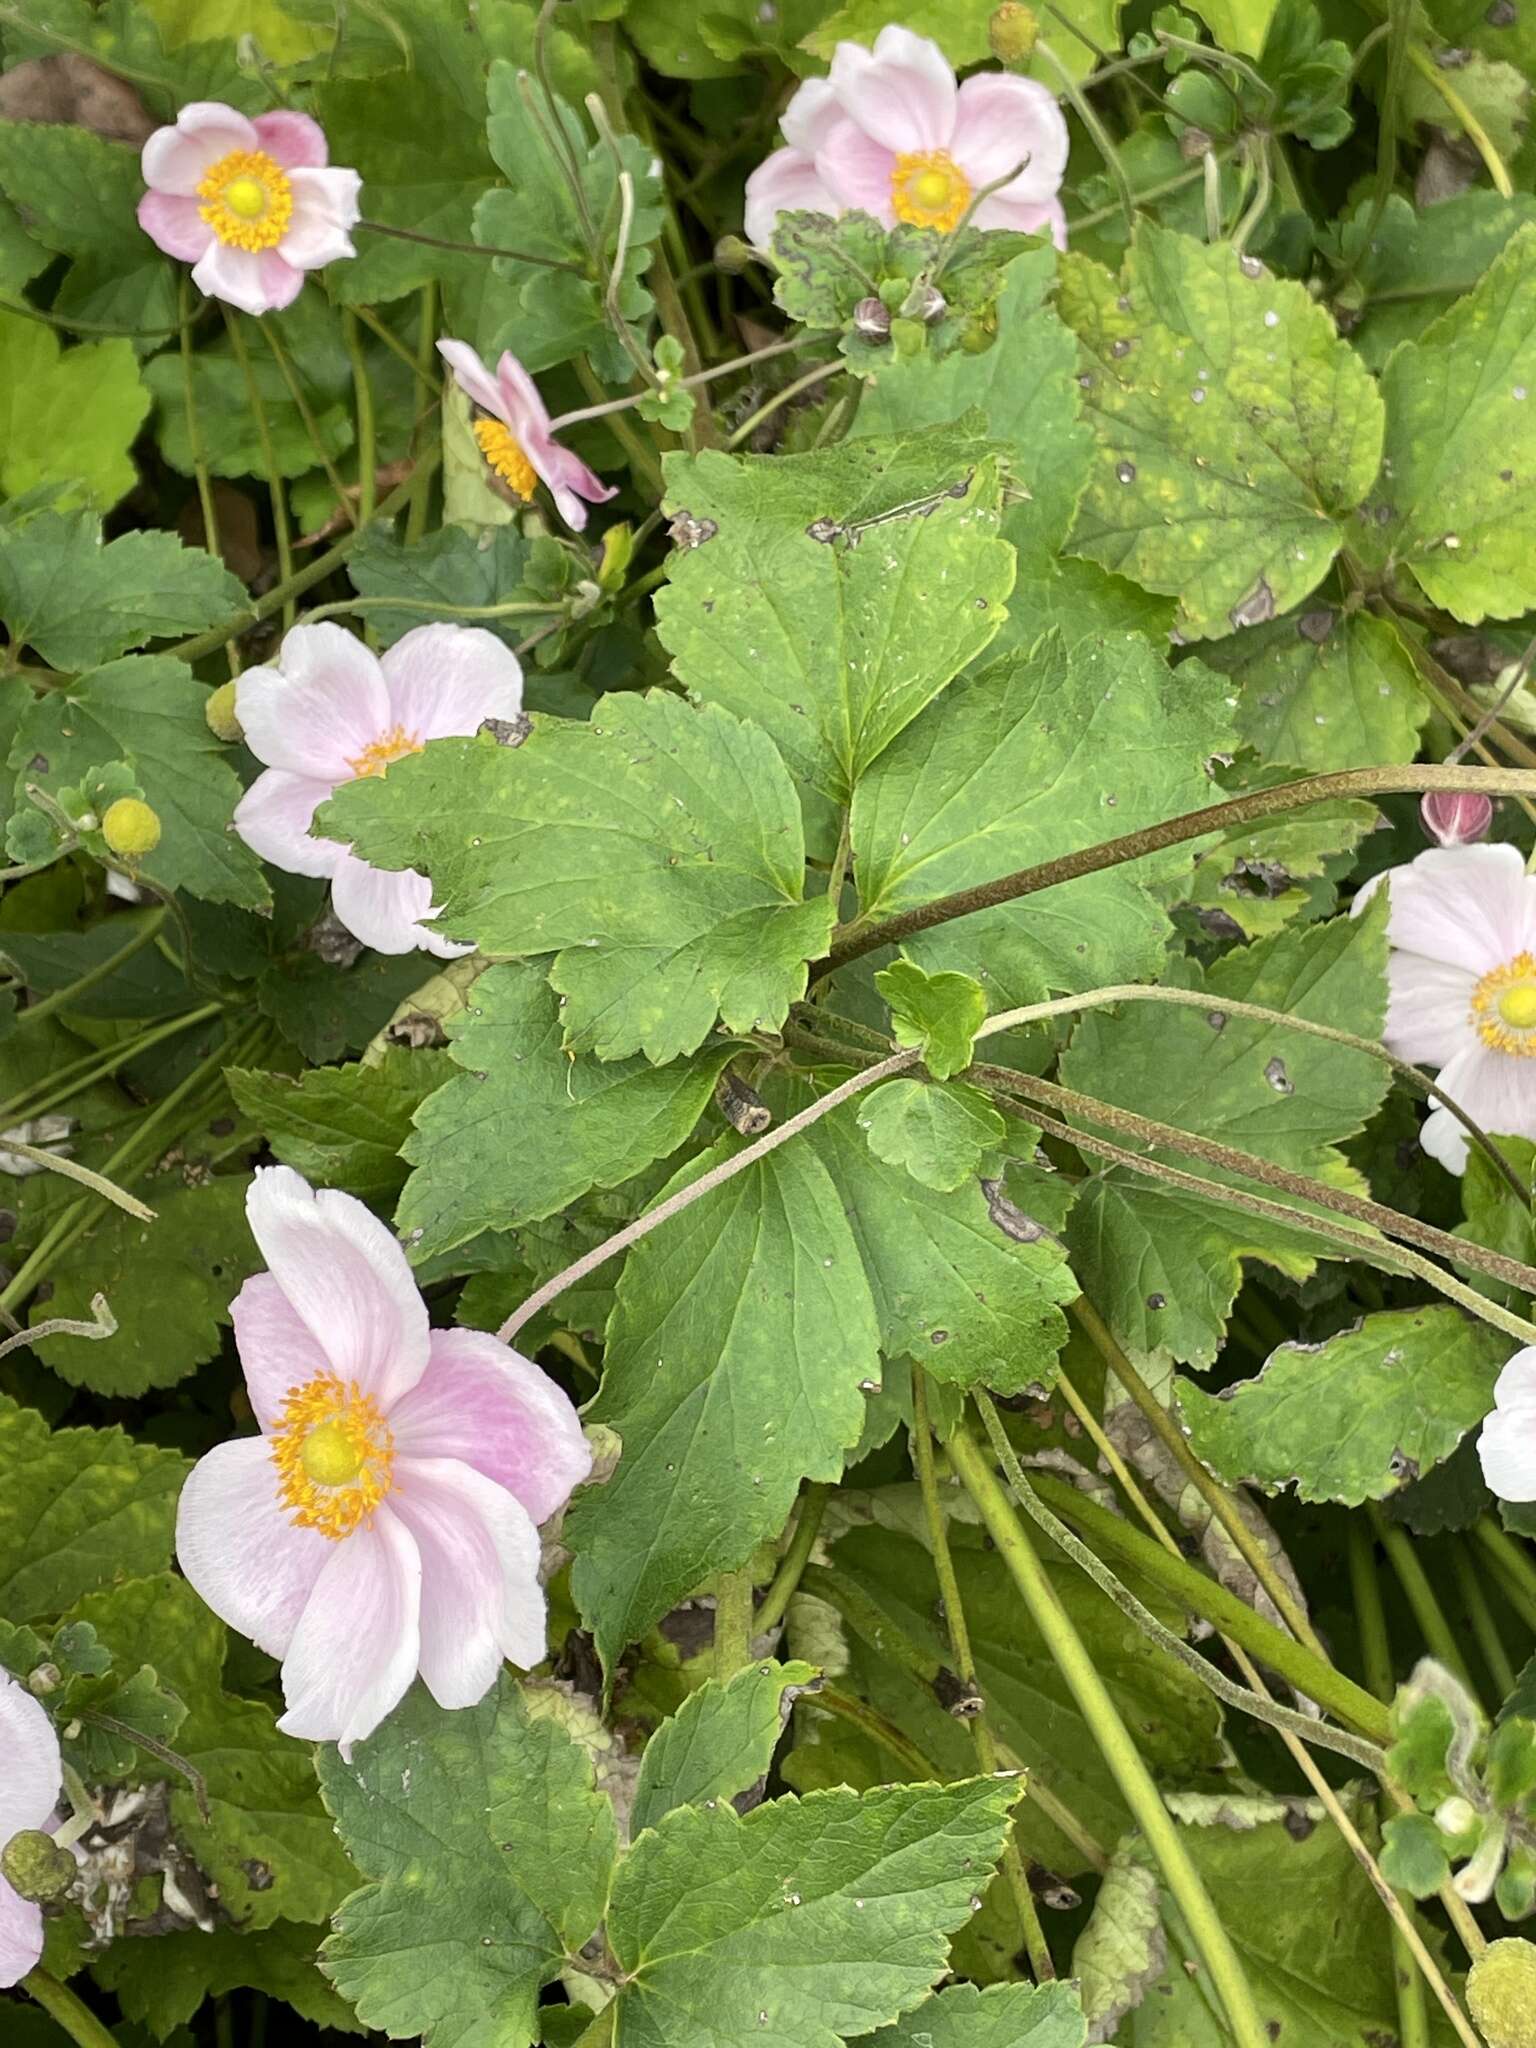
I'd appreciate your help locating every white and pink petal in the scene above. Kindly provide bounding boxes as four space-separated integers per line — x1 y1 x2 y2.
828 26 958 154
233 769 344 880
137 191 212 263
390 1327 592 1528
142 102 259 197
0 1675 61 1839
235 624 391 781
0 1883 43 1990
252 110 330 170
437 339 510 423
230 1271 334 1432
329 856 471 960
951 72 1069 201
175 1437 332 1659
243 1165 429 1406
379 624 523 744
277 1510 422 1749
743 148 842 248
388 1457 546 1708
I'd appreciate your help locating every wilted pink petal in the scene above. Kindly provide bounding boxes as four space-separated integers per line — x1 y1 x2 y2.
175 1171 590 1749
138 99 358 313
437 339 617 532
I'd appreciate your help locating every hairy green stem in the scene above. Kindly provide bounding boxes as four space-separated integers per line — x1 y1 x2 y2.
179 281 235 671
1070 1298 1330 1658
169 464 430 666
0 1003 222 1133
912 1370 1056 1982
755 1484 830 1637
1404 42 1513 194
1368 1508 1478 1697
15 912 166 1030
1471 1518 1536 1636
1453 1538 1518 1699
948 1422 1272 2048
820 765 1536 974
262 319 356 530
23 1970 121 2048
405 281 439 547
223 308 295 629
713 1567 755 1681
343 311 378 525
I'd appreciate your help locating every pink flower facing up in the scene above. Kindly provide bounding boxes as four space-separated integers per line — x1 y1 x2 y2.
743 25 1069 253
233 621 523 956
176 1168 592 1752
137 102 360 316
1480 1347 1536 1500
0 1674 62 1985
438 340 618 533
1353 843 1536 1173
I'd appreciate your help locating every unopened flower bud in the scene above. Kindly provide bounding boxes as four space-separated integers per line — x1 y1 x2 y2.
713 234 757 274
1 1829 75 1903
989 2 1039 61
1468 1938 1536 2048
102 798 161 860
902 282 947 325
205 681 243 743
25 1663 61 1696
853 296 892 342
1421 788 1493 847
1434 1794 1478 1837
1179 125 1214 159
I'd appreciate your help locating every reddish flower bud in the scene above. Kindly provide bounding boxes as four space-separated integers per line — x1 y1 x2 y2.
1421 789 1494 847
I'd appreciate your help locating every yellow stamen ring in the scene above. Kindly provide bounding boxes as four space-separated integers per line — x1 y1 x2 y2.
271 1374 394 1540
197 148 293 253
473 417 539 501
1472 951 1536 1056
347 724 422 781
889 149 972 233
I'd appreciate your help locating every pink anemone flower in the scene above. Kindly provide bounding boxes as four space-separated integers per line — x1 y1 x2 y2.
175 1168 592 1752
743 26 1069 253
233 620 523 957
137 102 360 316
0 1673 63 1985
437 339 618 533
1353 842 1536 1173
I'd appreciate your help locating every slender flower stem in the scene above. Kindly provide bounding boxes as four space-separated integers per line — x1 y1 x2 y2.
24 1969 121 2048
726 362 844 450
820 764 1536 974
1471 1517 1536 1634
299 595 563 628
1368 1507 1479 1697
0 1004 223 1133
947 1419 1272 2048
343 311 378 525
15 911 166 1030
406 281 439 548
813 1685 934 1780
353 217 586 273
755 1483 830 1637
1070 1299 1329 1659
169 464 431 666
1071 1371 1474 2045
911 1369 1056 1982
1404 42 1513 195
548 335 817 432
179 280 237 672
262 319 356 530
222 308 295 630
575 357 666 493
1452 1538 1518 1698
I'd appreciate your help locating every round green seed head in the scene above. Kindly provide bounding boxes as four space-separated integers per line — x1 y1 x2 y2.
1469 1939 1536 2048
1 1828 76 1903
102 797 161 859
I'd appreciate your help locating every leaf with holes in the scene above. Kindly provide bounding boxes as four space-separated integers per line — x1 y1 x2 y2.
1179 1306 1509 1504
654 425 1015 802
1060 225 1383 639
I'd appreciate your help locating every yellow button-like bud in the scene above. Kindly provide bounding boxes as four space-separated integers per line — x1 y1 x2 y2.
989 3 1039 62
205 681 243 743
102 797 161 860
1469 1940 1536 2048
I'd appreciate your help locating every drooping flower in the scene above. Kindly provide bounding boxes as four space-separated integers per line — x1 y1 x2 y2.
233 622 523 956
743 26 1069 253
437 340 618 532
1353 842 1536 1172
1421 789 1495 848
137 103 360 317
175 1168 592 1751
0 1674 63 1985
1479 1346 1536 1500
